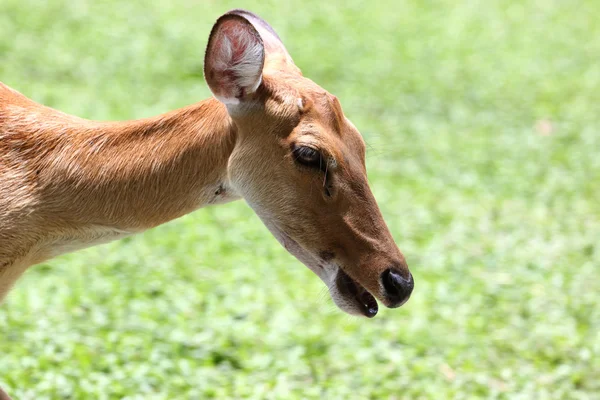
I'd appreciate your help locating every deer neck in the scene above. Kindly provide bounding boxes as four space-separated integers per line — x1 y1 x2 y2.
17 97 240 234
2 92 244 277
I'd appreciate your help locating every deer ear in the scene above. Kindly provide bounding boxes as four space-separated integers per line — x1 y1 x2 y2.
204 14 265 105
226 9 300 74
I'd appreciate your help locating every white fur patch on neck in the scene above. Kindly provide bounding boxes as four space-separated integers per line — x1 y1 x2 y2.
216 94 241 105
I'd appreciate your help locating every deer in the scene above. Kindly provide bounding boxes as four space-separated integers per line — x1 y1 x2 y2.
1 10 416 396
0 9 414 320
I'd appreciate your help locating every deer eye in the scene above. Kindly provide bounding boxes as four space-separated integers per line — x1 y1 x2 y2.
293 145 324 169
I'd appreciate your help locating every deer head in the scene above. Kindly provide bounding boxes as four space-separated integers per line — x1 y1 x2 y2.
204 10 413 317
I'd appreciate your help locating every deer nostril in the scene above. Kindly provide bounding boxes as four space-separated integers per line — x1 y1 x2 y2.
381 268 414 307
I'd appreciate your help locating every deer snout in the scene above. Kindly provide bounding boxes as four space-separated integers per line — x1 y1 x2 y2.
381 268 414 308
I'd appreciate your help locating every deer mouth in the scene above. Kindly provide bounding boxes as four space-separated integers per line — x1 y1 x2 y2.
334 268 379 318
258 218 380 317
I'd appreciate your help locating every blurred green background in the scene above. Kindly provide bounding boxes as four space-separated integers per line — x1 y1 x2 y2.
1 0 599 399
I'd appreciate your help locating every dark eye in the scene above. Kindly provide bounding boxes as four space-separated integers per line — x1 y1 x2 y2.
293 145 323 169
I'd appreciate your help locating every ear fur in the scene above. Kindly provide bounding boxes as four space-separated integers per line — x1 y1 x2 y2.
204 14 265 105
226 9 298 72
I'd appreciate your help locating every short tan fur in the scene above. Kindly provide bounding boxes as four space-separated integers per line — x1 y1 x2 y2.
0 9 414 319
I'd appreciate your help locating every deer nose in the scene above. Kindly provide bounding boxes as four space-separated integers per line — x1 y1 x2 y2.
381 268 414 307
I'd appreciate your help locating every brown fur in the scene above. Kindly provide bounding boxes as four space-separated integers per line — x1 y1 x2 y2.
0 10 411 314
0 81 237 296
0 387 12 400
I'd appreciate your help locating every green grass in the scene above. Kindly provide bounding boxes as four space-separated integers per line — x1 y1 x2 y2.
1 0 599 398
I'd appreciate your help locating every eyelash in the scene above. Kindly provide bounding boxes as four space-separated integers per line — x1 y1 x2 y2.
292 145 334 198
292 146 325 170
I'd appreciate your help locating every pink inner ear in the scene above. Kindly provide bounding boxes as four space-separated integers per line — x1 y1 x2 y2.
205 19 264 103
222 22 257 62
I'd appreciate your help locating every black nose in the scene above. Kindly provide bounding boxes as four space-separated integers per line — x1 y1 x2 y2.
381 268 414 307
